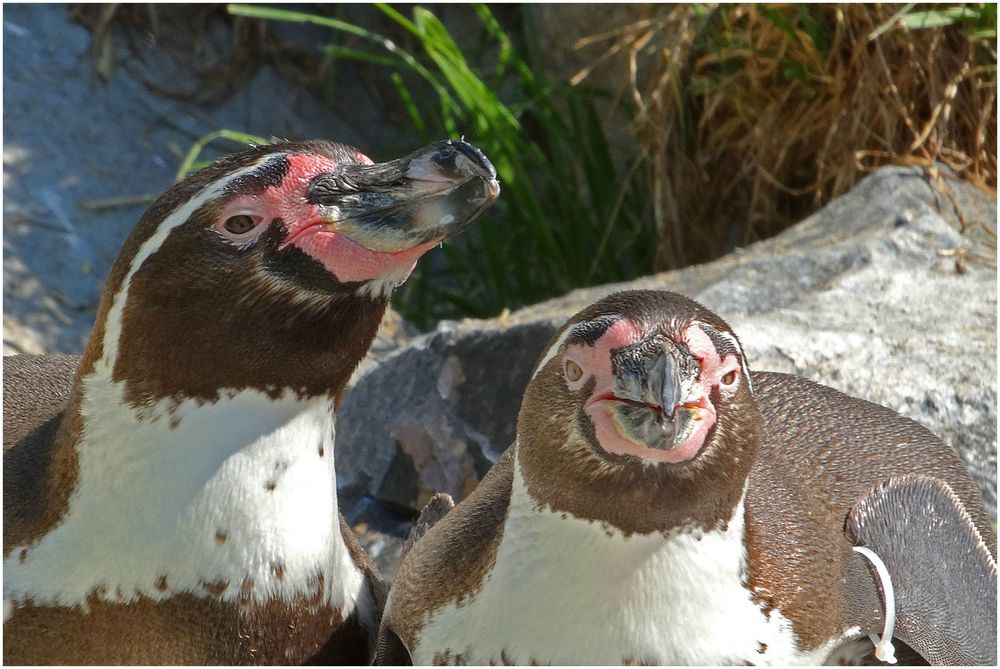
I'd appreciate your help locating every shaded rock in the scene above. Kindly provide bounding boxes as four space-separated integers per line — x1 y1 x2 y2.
337 318 557 510
338 484 414 582
336 166 997 520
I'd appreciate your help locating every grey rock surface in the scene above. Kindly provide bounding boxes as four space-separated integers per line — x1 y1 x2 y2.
336 166 998 535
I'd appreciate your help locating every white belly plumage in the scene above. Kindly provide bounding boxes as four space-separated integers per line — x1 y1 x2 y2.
411 454 857 665
4 378 367 621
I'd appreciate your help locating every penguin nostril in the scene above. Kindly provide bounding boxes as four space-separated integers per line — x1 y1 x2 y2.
564 360 583 383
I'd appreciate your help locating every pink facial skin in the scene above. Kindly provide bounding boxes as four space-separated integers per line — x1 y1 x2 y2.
563 319 741 464
214 153 440 284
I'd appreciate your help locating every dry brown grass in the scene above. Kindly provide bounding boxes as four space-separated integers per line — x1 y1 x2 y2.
574 4 997 270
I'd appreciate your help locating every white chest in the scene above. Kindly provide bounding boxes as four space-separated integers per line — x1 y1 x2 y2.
412 458 849 665
4 374 366 619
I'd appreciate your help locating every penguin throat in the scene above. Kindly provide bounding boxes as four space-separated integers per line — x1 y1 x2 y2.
280 224 439 285
4 373 363 614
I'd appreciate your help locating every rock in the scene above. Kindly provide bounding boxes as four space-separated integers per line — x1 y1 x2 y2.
337 318 558 510
336 165 997 521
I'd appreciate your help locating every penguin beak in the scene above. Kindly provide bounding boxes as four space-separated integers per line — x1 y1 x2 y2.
606 336 704 452
307 139 500 252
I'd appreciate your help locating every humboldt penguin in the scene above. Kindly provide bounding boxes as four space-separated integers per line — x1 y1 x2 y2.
3 139 499 664
378 289 996 665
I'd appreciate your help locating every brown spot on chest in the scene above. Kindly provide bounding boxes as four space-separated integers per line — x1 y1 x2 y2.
201 579 229 598
215 529 228 543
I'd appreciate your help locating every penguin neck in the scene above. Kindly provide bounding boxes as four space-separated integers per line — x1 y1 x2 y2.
516 433 756 535
511 445 750 539
7 362 363 612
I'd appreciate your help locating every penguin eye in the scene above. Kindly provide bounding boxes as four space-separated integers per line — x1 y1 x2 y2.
720 370 737 386
224 215 258 235
564 359 583 382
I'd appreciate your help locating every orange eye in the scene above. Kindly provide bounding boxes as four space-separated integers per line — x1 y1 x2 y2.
564 360 583 382
721 370 737 385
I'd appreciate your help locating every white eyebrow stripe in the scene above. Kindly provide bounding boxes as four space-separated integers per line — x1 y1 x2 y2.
691 320 753 395
98 156 270 374
531 326 575 380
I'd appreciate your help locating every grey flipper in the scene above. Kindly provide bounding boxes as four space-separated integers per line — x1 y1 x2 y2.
3 354 79 447
402 492 456 559
375 492 456 665
4 354 80 554
844 474 997 665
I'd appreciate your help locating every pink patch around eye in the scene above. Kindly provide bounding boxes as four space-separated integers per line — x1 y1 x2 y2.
681 323 744 388
597 318 643 351
681 324 721 369
216 199 267 242
563 318 642 388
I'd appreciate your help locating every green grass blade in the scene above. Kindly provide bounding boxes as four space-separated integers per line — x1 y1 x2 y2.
176 129 271 180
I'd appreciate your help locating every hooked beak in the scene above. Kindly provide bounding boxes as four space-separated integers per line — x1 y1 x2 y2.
306 139 500 252
604 336 704 452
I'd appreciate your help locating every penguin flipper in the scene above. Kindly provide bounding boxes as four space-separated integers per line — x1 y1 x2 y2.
374 625 414 665
843 474 997 666
372 493 465 665
401 492 456 560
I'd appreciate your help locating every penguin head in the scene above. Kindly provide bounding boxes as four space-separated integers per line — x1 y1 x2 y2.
82 139 498 404
127 138 498 303
517 291 763 532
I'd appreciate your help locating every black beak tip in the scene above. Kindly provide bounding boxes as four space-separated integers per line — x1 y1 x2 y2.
450 139 497 180
422 139 497 181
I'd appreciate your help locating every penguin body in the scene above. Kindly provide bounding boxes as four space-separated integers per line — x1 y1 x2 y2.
4 139 498 664
379 290 995 665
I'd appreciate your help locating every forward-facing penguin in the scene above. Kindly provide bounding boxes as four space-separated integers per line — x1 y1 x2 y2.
3 139 499 664
378 290 996 665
